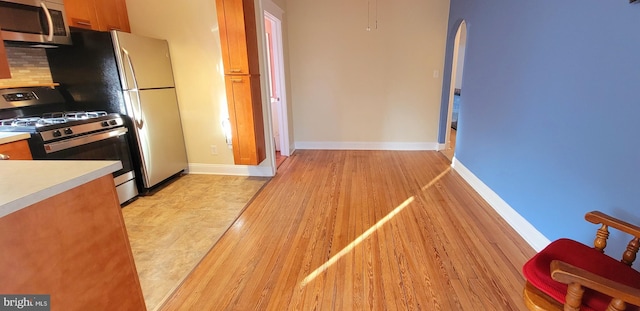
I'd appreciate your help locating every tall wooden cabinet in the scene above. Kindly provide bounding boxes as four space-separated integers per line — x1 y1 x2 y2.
216 0 266 165
64 0 131 32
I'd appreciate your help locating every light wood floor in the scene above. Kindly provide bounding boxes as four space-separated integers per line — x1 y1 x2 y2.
162 150 535 310
441 128 457 161
275 150 287 168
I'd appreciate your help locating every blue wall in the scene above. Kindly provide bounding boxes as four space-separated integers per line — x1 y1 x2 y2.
440 0 640 254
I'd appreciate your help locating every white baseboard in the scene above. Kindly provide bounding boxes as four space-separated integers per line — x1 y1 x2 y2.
188 163 275 177
451 157 550 252
285 146 296 157
294 141 440 151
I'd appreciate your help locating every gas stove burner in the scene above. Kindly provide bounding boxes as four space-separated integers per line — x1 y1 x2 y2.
0 118 16 126
41 112 65 119
0 111 112 129
41 111 109 120
37 117 68 126
1 117 42 127
64 111 108 120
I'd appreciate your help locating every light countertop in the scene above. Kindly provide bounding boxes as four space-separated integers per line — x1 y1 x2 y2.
0 160 122 218
0 132 31 145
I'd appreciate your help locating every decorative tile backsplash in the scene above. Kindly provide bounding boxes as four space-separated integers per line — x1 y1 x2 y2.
0 47 53 87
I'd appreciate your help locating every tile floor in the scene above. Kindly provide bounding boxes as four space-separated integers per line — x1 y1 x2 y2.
121 174 269 311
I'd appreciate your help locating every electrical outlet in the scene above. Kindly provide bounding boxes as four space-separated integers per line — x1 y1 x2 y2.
210 145 218 155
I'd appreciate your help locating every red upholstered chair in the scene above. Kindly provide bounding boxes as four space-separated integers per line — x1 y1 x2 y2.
522 211 640 311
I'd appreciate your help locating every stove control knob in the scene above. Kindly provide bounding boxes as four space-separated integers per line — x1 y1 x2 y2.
64 128 73 135
109 120 118 125
53 130 62 137
102 121 109 127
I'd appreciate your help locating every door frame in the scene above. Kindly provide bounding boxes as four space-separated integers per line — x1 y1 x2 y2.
444 21 467 151
262 2 290 157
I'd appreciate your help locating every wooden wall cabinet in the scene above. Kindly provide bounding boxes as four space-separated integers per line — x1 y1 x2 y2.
93 0 131 32
0 33 11 79
0 140 32 160
216 0 266 165
216 0 260 75
65 0 131 32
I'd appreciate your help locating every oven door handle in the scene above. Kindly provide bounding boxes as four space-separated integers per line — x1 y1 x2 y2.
43 127 129 154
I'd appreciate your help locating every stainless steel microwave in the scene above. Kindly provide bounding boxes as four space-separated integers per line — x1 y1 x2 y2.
0 0 71 46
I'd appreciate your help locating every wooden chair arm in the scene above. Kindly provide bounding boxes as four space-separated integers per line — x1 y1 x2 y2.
550 260 640 306
585 211 640 238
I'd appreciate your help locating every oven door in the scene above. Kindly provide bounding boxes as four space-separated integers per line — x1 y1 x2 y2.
42 127 133 179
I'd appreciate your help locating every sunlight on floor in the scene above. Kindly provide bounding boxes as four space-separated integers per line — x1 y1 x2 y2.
301 167 451 287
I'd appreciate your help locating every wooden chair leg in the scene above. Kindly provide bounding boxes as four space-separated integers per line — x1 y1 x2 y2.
606 298 627 311
564 282 584 311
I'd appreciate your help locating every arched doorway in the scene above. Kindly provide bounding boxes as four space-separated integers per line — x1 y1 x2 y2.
441 20 467 161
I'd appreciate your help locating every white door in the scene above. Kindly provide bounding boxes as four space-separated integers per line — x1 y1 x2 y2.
263 8 290 156
265 30 281 151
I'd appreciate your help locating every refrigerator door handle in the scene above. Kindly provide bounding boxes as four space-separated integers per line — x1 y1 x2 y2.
122 48 144 129
132 89 145 129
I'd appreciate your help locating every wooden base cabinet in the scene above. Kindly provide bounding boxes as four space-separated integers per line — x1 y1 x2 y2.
225 75 266 165
0 139 32 160
0 175 146 310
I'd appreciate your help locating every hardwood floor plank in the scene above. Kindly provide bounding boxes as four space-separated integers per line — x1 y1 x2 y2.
161 150 535 311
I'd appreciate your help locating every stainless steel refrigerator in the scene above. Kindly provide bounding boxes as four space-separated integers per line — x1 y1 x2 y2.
47 29 188 192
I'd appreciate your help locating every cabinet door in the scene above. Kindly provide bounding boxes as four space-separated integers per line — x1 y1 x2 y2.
94 0 130 32
114 0 131 32
225 75 266 165
64 0 99 30
216 0 260 75
0 140 32 160
0 35 11 79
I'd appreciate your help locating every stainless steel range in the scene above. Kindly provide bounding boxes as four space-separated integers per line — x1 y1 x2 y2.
0 86 138 204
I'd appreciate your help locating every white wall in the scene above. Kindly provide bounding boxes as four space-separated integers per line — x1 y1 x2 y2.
287 0 450 149
454 26 466 90
124 0 450 169
270 0 285 9
125 0 234 165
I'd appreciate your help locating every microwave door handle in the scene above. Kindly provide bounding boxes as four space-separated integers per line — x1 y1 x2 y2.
40 2 54 42
122 48 144 129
